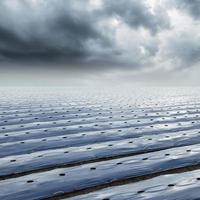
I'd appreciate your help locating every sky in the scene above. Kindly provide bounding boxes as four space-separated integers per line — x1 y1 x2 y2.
0 0 199 86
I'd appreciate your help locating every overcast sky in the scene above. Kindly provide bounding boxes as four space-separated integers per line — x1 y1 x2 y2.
0 0 199 86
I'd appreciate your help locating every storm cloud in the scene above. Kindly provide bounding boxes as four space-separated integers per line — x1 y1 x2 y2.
0 0 170 67
104 0 170 34
0 0 199 85
172 0 200 20
0 0 112 66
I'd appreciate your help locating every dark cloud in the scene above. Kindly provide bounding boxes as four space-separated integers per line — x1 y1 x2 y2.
0 0 198 77
164 32 200 69
0 0 170 69
0 0 113 66
103 0 170 34
173 0 200 19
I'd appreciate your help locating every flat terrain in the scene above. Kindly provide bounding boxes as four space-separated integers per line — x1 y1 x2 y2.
1 87 200 200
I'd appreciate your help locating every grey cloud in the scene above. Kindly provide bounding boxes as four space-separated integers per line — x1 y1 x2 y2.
163 32 200 69
103 0 170 34
0 0 199 86
0 0 170 69
0 0 115 66
173 0 200 19
0 0 198 74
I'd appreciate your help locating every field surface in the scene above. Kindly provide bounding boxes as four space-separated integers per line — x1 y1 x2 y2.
1 87 200 200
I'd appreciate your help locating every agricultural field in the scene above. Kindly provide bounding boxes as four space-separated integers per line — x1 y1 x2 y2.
1 87 200 200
